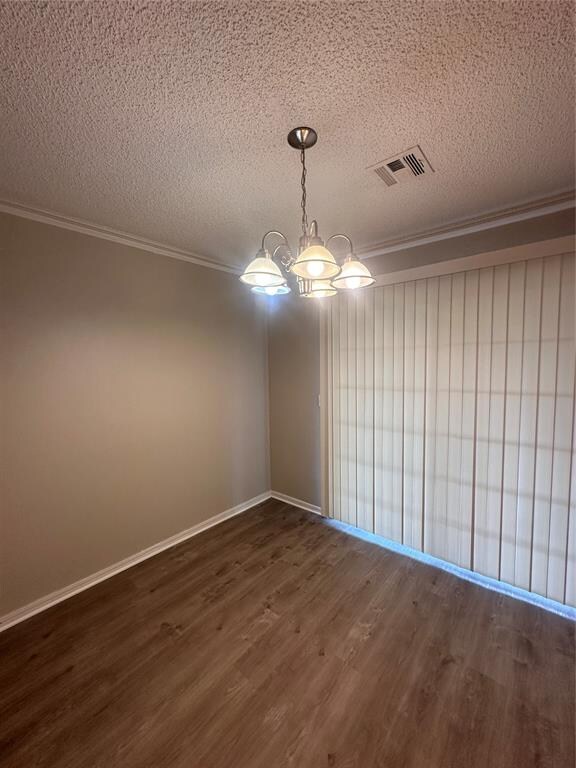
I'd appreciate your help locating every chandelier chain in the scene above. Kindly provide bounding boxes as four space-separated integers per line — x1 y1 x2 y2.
300 147 308 237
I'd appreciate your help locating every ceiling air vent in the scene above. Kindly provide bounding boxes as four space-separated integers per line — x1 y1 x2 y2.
369 145 434 187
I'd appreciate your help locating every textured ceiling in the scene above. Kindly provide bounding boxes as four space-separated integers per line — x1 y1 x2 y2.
0 0 574 268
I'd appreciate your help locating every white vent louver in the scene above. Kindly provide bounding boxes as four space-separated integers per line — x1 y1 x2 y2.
369 145 434 186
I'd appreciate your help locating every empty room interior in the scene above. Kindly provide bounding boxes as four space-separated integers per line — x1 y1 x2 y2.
1 2 575 766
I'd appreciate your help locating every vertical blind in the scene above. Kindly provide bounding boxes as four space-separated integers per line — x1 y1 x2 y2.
328 252 575 606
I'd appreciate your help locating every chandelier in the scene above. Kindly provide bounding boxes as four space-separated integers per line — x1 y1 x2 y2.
240 127 375 297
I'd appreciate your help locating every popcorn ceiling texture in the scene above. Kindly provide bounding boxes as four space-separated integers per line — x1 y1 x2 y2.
0 0 574 267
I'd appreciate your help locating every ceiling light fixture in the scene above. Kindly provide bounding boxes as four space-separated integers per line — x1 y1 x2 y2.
239 247 285 288
240 127 374 298
329 234 375 290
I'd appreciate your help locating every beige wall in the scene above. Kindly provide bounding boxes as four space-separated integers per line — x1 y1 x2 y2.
0 213 269 615
267 295 321 507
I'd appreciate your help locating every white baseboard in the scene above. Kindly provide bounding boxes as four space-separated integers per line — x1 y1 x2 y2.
269 490 323 516
0 491 271 633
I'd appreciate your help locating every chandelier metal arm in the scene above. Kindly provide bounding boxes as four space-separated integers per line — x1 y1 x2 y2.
271 243 295 270
261 230 289 252
260 232 295 272
326 233 354 258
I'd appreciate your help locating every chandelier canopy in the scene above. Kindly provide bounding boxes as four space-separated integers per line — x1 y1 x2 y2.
240 127 374 297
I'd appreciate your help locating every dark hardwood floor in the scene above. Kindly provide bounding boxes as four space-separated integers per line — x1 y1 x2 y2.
0 499 574 767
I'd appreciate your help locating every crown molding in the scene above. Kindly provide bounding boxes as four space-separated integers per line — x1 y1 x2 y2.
0 199 240 275
2 192 573 276
371 234 575 288
357 192 576 260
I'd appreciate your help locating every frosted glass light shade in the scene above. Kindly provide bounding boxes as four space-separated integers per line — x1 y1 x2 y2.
240 253 285 287
331 259 375 290
302 278 338 298
291 244 340 280
251 283 290 295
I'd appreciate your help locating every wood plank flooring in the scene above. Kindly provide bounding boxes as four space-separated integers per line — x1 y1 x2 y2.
0 499 574 767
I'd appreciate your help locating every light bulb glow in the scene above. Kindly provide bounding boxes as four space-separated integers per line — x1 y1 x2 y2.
291 244 340 280
306 260 325 277
337 276 367 290
331 258 375 290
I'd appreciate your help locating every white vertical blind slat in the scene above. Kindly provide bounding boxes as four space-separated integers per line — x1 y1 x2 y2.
486 264 510 579
338 294 348 522
500 262 526 585
447 273 465 567
431 276 452 560
423 278 440 553
326 303 334 519
378 286 395 537
403 283 417 548
393 284 405 543
373 288 384 535
346 297 357 525
515 259 544 589
460 270 480 570
474 268 495 575
356 295 374 532
331 302 340 522
531 255 562 595
412 280 427 551
364 291 375 533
